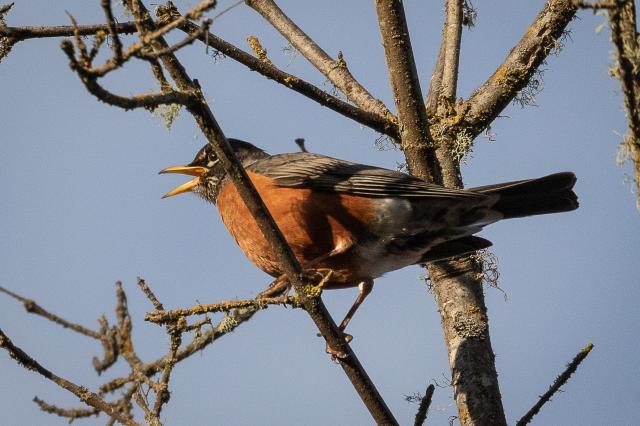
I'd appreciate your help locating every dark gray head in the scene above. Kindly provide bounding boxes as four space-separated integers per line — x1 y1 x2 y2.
160 138 268 203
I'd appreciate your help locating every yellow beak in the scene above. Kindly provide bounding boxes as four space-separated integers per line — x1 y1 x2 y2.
159 166 209 199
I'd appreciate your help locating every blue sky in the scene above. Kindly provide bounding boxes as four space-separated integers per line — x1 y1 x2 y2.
1 1 639 424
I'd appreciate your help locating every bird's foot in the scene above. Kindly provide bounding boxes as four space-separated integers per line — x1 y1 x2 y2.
257 275 292 299
321 330 353 360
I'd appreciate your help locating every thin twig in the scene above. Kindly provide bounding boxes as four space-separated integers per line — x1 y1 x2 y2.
516 343 595 426
136 277 164 311
0 327 139 426
413 384 435 426
32 397 100 421
0 286 101 339
145 296 294 324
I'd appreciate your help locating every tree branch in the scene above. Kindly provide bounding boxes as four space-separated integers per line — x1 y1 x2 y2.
457 0 577 138
145 296 294 324
0 12 399 137
0 286 101 339
608 0 640 205
375 0 441 184
173 18 399 137
441 0 463 103
0 327 139 426
516 343 594 426
245 0 394 121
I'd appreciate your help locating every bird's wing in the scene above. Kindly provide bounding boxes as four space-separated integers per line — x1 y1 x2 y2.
249 152 486 200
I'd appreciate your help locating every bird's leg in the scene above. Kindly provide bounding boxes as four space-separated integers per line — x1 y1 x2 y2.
304 238 353 268
338 279 374 334
324 280 374 360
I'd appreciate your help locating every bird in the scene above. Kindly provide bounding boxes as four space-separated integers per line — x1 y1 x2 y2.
161 138 578 338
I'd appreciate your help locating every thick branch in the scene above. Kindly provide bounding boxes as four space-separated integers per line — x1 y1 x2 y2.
375 0 440 183
608 0 640 201
458 0 577 138
245 0 393 121
0 327 139 426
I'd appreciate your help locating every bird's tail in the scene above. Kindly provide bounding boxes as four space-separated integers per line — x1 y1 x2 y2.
469 172 578 219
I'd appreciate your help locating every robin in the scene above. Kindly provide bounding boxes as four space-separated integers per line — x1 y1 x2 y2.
161 138 578 336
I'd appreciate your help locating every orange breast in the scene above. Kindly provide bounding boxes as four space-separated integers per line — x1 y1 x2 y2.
216 172 375 288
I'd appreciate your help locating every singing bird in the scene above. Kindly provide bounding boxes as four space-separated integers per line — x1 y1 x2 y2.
161 139 578 334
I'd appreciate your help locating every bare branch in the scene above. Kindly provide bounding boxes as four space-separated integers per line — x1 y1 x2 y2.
141 19 211 59
245 0 393 121
458 0 577 138
427 257 507 425
0 286 101 339
426 34 446 115
0 22 138 40
516 343 595 426
0 13 398 137
136 277 164 311
375 0 440 185
608 0 640 205
441 0 463 103
145 296 294 324
174 17 399 137
33 397 99 422
0 327 139 426
413 384 435 426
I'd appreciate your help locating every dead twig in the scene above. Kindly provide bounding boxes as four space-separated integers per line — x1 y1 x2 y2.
0 286 101 339
516 343 595 425
0 327 139 426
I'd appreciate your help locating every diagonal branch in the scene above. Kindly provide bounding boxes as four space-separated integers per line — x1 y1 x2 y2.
0 327 139 426
82 2 397 423
457 0 578 138
516 343 594 426
174 19 399 138
0 286 101 339
245 0 394 121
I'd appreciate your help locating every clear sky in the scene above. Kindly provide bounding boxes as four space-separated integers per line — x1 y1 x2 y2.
1 1 639 425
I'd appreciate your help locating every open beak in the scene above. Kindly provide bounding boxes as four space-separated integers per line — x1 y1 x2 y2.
159 166 208 199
